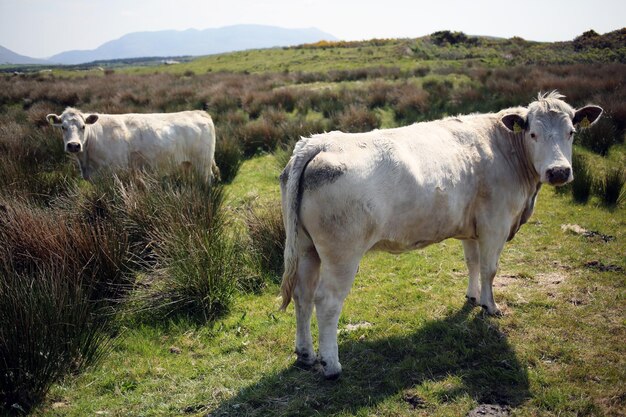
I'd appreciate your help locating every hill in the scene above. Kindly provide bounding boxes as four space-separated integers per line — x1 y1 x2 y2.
0 45 48 65
47 24 336 65
119 28 626 75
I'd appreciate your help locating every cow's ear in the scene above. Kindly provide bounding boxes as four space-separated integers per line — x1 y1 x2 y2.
85 114 99 125
501 114 527 133
47 114 62 126
573 105 603 129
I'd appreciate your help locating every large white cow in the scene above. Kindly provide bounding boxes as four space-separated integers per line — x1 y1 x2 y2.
279 91 602 379
46 108 217 182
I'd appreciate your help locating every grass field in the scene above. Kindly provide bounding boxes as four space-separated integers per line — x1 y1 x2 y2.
31 154 625 417
1 29 625 417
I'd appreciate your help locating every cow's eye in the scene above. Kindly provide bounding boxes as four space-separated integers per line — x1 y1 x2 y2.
530 133 536 139
569 130 575 136
81 125 85 130
61 126 66 131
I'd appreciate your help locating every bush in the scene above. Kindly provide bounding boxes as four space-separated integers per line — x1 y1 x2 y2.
0 201 130 413
240 117 283 156
245 202 285 282
570 153 593 203
598 166 626 206
336 105 380 133
393 84 429 124
0 269 113 414
120 171 251 322
0 120 77 204
576 116 619 156
214 135 243 183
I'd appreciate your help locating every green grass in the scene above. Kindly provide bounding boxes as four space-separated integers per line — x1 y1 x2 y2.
112 29 625 76
36 155 626 417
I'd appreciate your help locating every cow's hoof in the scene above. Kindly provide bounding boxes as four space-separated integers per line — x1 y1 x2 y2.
481 304 503 316
294 350 317 369
324 371 341 380
319 359 342 380
465 295 478 305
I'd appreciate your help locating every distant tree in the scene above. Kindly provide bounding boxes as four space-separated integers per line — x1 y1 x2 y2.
430 30 478 46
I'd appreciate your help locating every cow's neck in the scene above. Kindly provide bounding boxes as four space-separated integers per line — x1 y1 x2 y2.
497 130 540 194
77 125 97 179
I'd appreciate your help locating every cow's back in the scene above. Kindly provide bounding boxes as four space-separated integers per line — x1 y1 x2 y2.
89 110 215 171
297 120 488 254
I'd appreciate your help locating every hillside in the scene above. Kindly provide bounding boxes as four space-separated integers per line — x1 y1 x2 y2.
47 25 336 65
0 45 48 65
132 28 626 75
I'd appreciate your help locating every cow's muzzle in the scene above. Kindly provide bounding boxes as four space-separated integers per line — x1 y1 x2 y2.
546 166 572 186
66 142 81 153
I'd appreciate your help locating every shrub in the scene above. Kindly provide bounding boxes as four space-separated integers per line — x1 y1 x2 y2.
0 269 113 414
366 81 393 109
393 84 429 124
0 201 130 413
214 135 243 183
245 202 285 282
575 116 619 156
336 105 380 133
240 117 282 156
598 166 626 206
570 153 593 203
0 120 77 204
121 171 251 321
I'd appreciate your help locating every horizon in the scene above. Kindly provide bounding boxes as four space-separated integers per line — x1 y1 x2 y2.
1 0 625 59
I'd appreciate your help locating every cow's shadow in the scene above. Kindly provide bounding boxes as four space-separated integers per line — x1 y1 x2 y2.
204 303 529 416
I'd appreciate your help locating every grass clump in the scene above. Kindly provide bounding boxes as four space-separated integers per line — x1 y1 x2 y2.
114 168 252 322
0 201 129 414
598 166 626 206
570 152 593 203
245 202 286 282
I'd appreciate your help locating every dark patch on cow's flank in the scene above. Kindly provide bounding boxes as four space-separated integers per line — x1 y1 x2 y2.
302 162 346 191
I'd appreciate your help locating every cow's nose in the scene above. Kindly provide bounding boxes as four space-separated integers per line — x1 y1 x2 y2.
546 166 571 185
66 143 81 153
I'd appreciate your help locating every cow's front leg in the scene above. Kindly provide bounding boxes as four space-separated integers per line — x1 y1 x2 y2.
462 239 481 303
478 235 506 316
314 261 358 379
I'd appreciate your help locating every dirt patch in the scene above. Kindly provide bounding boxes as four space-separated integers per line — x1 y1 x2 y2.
584 260 624 273
467 404 511 417
338 321 372 335
403 393 426 409
494 274 534 288
535 272 568 287
561 224 615 242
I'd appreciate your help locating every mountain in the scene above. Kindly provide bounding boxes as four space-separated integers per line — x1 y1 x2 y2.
0 45 49 65
47 25 336 65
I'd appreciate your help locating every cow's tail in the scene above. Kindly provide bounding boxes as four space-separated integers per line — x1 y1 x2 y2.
279 138 323 311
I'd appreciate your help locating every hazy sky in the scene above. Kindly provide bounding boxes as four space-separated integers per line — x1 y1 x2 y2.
1 0 624 58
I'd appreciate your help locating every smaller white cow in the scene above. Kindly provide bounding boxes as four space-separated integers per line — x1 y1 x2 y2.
47 108 217 181
279 91 602 379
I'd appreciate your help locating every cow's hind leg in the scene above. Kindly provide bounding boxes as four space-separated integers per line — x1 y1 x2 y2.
293 245 321 368
462 240 481 304
314 258 359 379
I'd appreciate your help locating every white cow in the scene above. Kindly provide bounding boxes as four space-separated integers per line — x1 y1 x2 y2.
46 108 218 182
279 91 602 379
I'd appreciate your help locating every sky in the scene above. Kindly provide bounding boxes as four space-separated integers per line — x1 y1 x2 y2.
1 0 624 58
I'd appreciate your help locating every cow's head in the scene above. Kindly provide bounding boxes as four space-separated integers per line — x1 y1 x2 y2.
47 108 99 153
501 91 602 186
